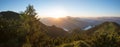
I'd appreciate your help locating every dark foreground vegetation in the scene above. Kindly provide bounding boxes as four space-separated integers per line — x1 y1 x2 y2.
0 5 120 47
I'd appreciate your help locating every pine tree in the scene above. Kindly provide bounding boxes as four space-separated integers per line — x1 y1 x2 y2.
24 5 36 16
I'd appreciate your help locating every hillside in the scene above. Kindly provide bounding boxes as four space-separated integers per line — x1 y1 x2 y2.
58 22 120 47
0 11 20 20
85 22 120 35
0 11 68 37
0 11 69 47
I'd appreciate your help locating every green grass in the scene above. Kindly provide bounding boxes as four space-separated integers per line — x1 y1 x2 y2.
57 40 90 47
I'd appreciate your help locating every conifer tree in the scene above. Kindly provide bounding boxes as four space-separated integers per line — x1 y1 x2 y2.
24 5 36 16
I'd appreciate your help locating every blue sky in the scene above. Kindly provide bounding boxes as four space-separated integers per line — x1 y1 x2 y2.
0 0 120 17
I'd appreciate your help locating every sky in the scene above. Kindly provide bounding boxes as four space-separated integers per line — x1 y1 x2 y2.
0 0 120 18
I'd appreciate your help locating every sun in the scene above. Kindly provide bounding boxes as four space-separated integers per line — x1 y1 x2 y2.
45 7 68 18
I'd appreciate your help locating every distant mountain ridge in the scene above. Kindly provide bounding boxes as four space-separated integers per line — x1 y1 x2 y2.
41 17 120 30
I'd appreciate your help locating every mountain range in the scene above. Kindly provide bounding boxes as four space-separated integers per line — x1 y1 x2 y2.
0 11 120 47
41 16 120 31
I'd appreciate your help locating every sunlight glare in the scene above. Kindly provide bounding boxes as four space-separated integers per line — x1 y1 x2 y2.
45 7 68 18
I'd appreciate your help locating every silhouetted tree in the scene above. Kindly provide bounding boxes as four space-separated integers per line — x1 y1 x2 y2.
24 5 36 16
